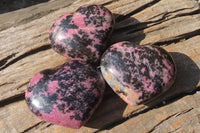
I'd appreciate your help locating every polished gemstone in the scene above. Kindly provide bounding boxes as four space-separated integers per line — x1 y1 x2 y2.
25 60 105 129
49 5 115 64
101 41 176 105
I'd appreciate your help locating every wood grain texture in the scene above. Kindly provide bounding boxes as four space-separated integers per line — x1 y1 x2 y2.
0 0 200 132
100 91 200 133
112 0 200 45
0 0 75 31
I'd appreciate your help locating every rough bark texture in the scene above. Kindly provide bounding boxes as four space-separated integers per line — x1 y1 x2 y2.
0 0 200 133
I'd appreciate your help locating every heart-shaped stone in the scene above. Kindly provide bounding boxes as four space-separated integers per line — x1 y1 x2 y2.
100 41 176 105
25 60 105 129
49 5 115 64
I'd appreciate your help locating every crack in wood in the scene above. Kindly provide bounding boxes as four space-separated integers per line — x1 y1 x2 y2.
16 82 29 90
0 93 25 108
147 7 198 21
115 8 200 36
0 53 17 67
174 108 194 117
21 121 52 133
153 29 200 46
21 121 45 133
101 0 120 6
0 81 28 98
0 82 14 87
168 127 182 133
95 86 200 132
148 108 193 133
174 9 200 18
113 28 200 47
147 113 178 133
115 0 161 22
40 123 53 130
0 45 51 71
145 9 200 30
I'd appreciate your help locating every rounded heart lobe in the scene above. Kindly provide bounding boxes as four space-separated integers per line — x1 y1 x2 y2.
49 5 115 64
101 41 176 105
25 60 105 128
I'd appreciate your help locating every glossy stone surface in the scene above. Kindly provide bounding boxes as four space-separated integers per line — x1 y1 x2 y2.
49 5 115 64
101 41 176 105
25 60 105 129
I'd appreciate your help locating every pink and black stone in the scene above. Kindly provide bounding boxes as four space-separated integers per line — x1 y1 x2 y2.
100 41 176 106
25 60 105 129
49 5 115 64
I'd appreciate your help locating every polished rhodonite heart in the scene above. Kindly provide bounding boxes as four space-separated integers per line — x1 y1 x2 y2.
100 41 176 105
49 5 115 64
25 60 105 129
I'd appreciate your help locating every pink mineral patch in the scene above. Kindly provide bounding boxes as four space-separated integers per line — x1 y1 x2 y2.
47 81 59 94
38 106 83 129
29 73 43 87
73 13 86 28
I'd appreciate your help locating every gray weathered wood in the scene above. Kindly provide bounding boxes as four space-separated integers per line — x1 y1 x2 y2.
0 0 200 132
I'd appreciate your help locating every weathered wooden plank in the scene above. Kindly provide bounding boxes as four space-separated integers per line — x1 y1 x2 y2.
0 0 200 132
0 0 75 31
0 0 156 61
1 35 199 133
115 0 200 28
100 91 200 133
0 0 199 102
25 35 200 132
0 100 41 133
0 0 115 102
0 0 156 101
112 0 200 44
103 0 156 19
133 14 200 45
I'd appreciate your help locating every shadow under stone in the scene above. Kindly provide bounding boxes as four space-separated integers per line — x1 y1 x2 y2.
85 14 146 129
145 52 200 107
